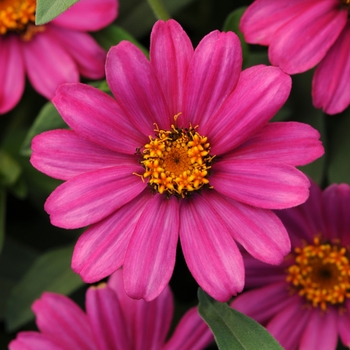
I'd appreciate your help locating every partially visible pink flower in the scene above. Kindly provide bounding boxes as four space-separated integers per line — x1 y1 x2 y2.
240 0 350 115
30 19 324 302
232 181 350 350
9 269 213 350
0 0 118 114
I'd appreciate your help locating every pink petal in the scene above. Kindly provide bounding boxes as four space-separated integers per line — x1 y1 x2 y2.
299 308 338 350
240 0 313 45
52 0 117 31
211 158 310 209
86 285 129 350
182 30 242 131
338 313 350 347
53 83 146 154
106 42 172 135
72 191 151 282
164 307 213 350
22 31 79 99
269 0 347 74
0 35 25 114
123 195 179 301
31 130 132 180
150 20 194 118
231 282 295 325
205 190 290 264
45 165 146 229
9 332 64 350
179 195 244 301
230 121 323 166
207 65 291 155
48 25 106 79
313 23 350 115
32 292 95 350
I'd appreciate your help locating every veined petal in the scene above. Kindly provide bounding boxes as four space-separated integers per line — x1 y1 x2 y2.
179 195 244 301
31 130 132 180
150 20 194 118
205 191 290 265
183 30 242 131
45 165 146 229
269 0 347 74
338 313 350 347
22 31 79 99
9 332 65 350
123 195 179 301
313 23 350 115
72 191 151 282
230 122 323 166
32 293 95 350
106 42 171 134
52 0 117 31
208 65 291 155
53 83 146 154
0 35 24 114
211 158 310 209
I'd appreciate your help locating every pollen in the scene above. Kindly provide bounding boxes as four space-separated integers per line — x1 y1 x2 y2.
286 237 350 311
137 118 214 197
0 0 38 37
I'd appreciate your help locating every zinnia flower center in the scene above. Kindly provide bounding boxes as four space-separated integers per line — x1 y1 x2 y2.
287 237 350 311
341 0 350 10
0 0 43 39
137 117 214 198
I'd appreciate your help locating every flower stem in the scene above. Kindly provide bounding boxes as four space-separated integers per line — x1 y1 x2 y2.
147 0 171 21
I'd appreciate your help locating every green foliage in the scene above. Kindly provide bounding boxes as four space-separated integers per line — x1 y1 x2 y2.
5 245 84 331
0 189 5 254
198 289 283 350
0 151 21 187
35 0 79 25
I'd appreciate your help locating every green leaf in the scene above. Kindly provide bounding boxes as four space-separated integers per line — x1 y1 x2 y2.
0 188 5 254
0 150 22 187
5 245 84 331
198 289 283 350
147 0 171 21
222 7 249 64
35 0 79 25
21 102 67 156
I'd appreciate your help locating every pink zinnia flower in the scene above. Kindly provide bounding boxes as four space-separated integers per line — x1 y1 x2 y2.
232 181 350 350
30 19 324 302
9 269 213 350
0 0 118 114
240 0 350 115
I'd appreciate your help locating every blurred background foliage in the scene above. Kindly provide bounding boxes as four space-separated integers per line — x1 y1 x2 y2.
0 0 347 348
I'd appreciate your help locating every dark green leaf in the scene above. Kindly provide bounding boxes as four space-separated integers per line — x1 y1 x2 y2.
198 289 283 350
0 188 5 254
0 150 22 187
36 0 79 25
5 245 84 331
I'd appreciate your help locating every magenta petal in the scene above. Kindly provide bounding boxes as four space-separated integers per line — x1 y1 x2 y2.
0 35 24 114
269 1 347 74
211 158 310 209
9 332 64 350
52 0 117 31
106 42 172 135
45 165 146 229
72 191 151 282
86 285 129 350
22 31 79 99
123 195 179 301
180 195 244 301
208 65 291 155
53 83 146 154
338 313 350 347
150 20 194 118
206 191 290 264
164 307 213 350
32 292 95 350
313 23 350 115
183 30 242 131
31 130 132 180
231 121 323 166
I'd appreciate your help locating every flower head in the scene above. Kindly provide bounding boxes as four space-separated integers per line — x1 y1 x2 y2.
240 0 350 115
0 0 118 114
30 19 324 302
232 181 350 350
9 269 213 350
